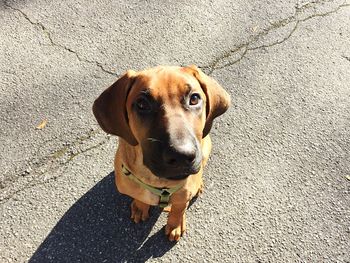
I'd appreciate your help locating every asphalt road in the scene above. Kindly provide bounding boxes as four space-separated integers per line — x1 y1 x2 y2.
1 0 350 262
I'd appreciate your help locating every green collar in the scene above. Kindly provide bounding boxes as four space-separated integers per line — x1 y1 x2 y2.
121 164 183 208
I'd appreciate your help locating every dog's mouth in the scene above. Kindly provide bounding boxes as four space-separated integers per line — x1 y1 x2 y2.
167 174 189 180
145 159 201 180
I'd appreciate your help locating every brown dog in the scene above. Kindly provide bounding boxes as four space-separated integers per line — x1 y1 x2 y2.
93 65 230 241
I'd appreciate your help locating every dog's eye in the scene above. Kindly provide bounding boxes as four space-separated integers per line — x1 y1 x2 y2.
189 93 201 106
135 97 152 112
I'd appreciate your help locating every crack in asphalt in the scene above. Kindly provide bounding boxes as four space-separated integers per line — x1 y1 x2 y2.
0 130 111 204
3 1 118 77
202 1 350 74
5 1 347 77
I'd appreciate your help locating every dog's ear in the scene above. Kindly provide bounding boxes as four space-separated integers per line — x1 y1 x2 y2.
184 65 231 137
93 70 138 146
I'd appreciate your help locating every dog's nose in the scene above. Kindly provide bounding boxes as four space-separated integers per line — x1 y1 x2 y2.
163 141 197 166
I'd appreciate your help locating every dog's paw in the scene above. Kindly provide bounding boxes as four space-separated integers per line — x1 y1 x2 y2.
165 215 186 241
131 200 149 223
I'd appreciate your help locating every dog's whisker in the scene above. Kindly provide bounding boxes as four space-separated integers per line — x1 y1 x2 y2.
147 137 162 143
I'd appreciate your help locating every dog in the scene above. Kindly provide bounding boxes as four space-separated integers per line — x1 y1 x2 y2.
93 65 230 241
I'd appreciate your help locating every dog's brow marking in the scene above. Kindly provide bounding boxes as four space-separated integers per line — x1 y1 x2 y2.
185 84 192 94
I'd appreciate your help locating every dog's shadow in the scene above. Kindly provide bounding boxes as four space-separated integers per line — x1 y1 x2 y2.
29 172 175 263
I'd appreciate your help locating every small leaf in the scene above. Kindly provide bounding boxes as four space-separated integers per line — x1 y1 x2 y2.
346 175 350 181
36 119 47 130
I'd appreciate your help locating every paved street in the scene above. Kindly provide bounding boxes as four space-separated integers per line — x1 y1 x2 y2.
1 0 349 262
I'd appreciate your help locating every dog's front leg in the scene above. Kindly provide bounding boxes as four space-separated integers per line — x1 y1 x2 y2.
165 202 188 241
131 199 150 223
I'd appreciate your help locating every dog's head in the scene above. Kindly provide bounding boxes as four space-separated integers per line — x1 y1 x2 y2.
93 66 230 180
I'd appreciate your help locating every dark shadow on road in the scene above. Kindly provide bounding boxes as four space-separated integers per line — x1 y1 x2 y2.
29 172 175 263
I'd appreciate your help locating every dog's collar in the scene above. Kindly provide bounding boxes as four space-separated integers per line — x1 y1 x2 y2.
121 164 183 208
